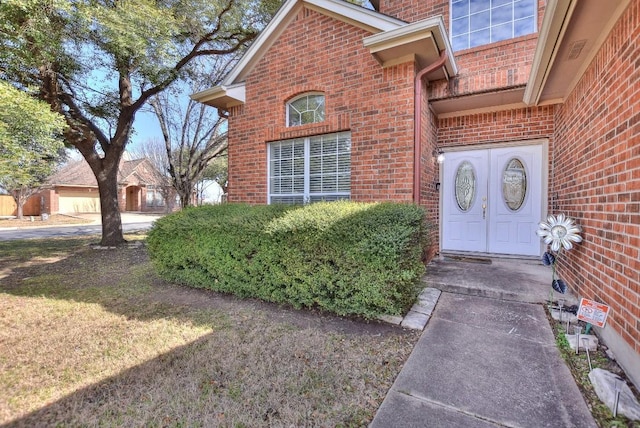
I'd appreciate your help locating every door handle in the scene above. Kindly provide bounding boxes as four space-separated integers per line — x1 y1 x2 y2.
482 197 487 219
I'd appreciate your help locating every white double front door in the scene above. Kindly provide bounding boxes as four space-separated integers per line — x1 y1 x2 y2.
441 144 545 256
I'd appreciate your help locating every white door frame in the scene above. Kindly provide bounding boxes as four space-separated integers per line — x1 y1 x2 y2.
438 139 549 257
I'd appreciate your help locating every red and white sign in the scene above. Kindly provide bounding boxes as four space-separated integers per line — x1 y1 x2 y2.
577 298 611 328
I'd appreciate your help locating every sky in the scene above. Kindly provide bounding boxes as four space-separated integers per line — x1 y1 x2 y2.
129 110 165 151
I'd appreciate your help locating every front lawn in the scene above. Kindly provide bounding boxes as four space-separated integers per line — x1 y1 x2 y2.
0 236 418 427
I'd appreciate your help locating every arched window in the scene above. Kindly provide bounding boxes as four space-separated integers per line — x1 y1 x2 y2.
286 93 325 127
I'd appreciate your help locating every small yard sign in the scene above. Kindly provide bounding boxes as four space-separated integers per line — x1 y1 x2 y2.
576 298 611 328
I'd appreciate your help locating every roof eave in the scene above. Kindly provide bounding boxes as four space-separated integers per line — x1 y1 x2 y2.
363 16 458 78
523 0 575 106
190 83 246 109
304 0 404 33
524 0 631 106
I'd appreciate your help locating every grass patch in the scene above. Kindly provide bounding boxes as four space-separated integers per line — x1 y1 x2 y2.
547 308 640 428
0 237 418 427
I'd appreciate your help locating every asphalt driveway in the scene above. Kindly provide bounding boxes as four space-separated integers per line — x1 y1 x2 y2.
0 213 165 241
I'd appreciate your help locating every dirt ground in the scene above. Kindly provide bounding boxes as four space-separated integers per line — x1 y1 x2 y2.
0 214 92 228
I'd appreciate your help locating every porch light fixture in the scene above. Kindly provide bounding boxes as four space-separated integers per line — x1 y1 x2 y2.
433 149 445 164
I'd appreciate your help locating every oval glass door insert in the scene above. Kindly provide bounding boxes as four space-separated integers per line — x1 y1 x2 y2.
455 161 476 212
502 158 527 211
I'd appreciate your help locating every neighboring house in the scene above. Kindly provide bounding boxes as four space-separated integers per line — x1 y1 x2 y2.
192 0 639 387
34 158 174 214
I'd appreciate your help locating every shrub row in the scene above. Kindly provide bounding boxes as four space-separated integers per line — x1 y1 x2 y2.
146 201 431 318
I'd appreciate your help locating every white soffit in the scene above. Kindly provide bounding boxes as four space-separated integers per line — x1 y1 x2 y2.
431 87 527 118
190 83 246 109
524 0 631 105
363 16 458 79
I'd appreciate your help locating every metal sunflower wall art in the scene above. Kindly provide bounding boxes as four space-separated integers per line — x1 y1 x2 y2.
536 214 583 296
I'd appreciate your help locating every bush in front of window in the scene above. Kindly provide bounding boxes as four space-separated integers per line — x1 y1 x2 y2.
147 201 431 319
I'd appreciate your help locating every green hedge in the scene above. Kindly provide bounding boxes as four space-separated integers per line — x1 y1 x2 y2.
146 201 431 318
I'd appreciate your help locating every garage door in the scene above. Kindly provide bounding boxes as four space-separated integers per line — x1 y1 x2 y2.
58 190 100 213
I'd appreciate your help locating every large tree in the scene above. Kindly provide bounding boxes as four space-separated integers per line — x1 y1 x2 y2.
0 81 66 219
0 0 279 245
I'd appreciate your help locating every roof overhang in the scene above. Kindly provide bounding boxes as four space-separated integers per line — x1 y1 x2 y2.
363 16 457 80
190 83 246 109
524 0 631 105
431 87 527 118
48 184 99 189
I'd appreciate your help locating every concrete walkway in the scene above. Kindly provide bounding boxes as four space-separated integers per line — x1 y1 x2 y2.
371 257 597 428
73 212 167 225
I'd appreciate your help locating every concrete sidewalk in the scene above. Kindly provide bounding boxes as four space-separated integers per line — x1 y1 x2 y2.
74 212 166 225
371 257 596 428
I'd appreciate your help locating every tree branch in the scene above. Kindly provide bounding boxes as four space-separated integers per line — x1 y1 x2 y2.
130 1 258 113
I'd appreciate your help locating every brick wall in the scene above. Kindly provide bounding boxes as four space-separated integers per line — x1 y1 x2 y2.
429 0 545 100
227 7 417 203
437 106 555 148
420 101 441 259
430 34 538 100
553 1 640 357
378 0 448 24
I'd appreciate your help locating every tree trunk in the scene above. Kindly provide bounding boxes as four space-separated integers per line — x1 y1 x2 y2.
12 188 26 219
96 165 125 246
175 178 193 209
180 189 190 208
16 199 24 220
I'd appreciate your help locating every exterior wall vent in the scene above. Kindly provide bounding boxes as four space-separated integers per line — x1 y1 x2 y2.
567 39 587 60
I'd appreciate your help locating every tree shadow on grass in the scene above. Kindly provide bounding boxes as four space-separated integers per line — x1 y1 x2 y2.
0 239 418 426
5 325 410 427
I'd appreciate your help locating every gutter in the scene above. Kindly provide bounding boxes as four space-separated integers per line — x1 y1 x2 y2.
523 0 575 105
413 50 448 203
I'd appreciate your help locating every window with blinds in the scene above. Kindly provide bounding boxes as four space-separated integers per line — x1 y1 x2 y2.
268 132 351 204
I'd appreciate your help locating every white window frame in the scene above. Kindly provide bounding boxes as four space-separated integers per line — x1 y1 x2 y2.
146 185 165 207
286 92 325 127
268 132 351 204
450 0 537 51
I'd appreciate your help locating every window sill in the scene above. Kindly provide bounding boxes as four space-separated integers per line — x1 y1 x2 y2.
453 33 539 56
264 113 351 142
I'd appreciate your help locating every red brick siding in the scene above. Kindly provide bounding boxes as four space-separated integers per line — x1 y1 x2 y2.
430 0 545 100
378 0 448 24
553 1 640 354
227 7 417 203
421 101 441 259
429 33 538 100
437 106 555 148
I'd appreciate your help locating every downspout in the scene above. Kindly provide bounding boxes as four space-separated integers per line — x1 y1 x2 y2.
413 50 448 204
